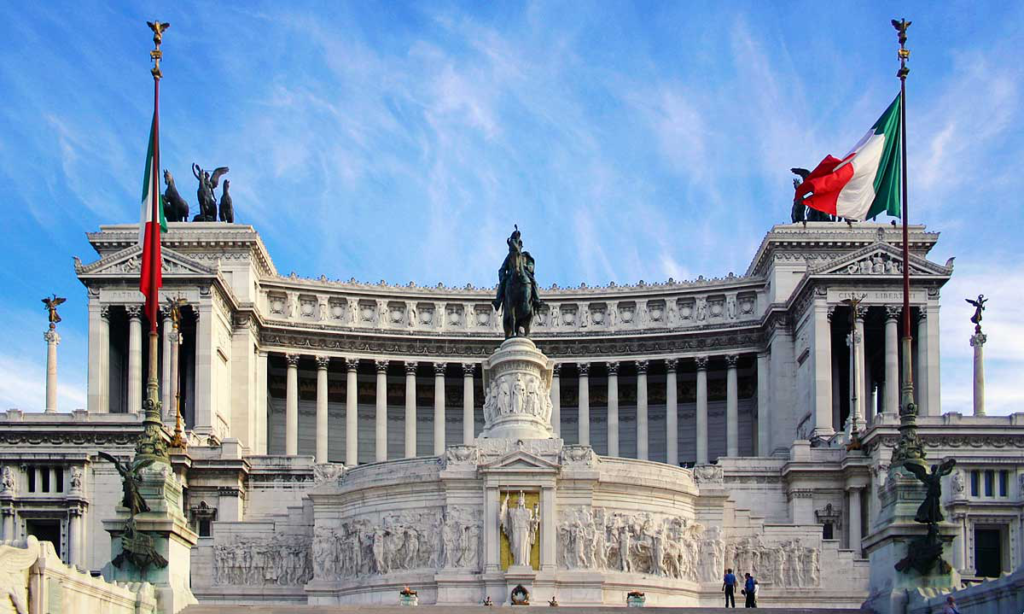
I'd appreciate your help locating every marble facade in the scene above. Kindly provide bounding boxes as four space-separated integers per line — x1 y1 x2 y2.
0 221 1022 608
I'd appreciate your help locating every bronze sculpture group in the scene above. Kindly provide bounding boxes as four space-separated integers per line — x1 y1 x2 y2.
161 163 233 223
98 451 168 570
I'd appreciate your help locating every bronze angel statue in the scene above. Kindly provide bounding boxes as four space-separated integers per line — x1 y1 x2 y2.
41 294 66 325
98 452 154 518
192 163 229 221
903 458 956 525
966 294 987 331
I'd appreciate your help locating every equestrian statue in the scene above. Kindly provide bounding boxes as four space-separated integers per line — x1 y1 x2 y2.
493 225 543 339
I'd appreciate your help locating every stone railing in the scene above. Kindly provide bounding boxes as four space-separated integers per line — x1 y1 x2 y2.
258 282 763 336
908 564 1024 614
0 536 155 614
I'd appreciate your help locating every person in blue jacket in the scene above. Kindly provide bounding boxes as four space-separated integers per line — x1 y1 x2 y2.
722 568 737 607
743 572 758 608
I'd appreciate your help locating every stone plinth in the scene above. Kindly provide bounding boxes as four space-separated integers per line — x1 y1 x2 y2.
478 337 555 441
861 468 960 614
103 463 198 614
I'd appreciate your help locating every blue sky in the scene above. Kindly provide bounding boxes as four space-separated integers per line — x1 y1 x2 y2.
0 2 1021 415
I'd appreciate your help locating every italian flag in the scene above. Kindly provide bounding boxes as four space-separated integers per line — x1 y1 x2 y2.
796 93 902 221
139 110 165 326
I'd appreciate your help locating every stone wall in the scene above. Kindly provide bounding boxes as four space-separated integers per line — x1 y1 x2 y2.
908 565 1024 614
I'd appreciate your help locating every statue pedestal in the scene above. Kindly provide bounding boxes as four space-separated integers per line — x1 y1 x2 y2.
102 463 198 614
861 468 960 614
478 337 555 441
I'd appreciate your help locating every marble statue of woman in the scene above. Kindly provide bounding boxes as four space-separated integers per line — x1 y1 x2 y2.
500 492 538 567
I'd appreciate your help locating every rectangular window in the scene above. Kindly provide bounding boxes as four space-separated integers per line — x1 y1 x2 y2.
971 471 979 497
999 471 1008 497
27 468 36 493
40 468 50 493
984 470 995 497
55 468 63 493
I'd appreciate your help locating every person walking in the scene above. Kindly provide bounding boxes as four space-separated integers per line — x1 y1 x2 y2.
722 568 737 608
743 572 757 608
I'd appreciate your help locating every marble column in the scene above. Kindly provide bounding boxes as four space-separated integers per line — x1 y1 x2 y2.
848 487 862 557
315 356 330 464
666 359 679 466
483 486 500 573
1 511 14 542
462 363 475 444
726 355 739 457
166 330 181 421
756 352 769 456
971 331 987 416
285 353 299 456
540 485 556 571
848 313 866 432
161 312 172 418
68 510 82 568
87 304 110 414
405 362 418 458
577 363 590 446
884 306 900 416
550 364 561 437
375 360 389 462
811 299 833 438
345 359 359 466
916 310 929 415
434 363 446 455
696 356 709 464
44 327 60 413
127 305 143 414
256 350 268 454
607 362 620 457
636 360 649 460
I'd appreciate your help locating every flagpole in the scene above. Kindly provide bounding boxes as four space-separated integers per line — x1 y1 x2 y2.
137 21 171 463
891 17 925 468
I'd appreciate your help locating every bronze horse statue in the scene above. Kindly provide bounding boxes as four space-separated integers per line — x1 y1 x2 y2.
493 226 543 339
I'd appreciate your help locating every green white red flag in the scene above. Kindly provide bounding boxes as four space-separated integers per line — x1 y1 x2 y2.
138 110 165 328
796 93 902 221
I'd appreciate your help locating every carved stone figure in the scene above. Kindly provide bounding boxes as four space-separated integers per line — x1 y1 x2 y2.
493 226 543 338
500 492 539 567
0 535 41 614
695 297 708 322
216 534 313 585
162 170 189 222
69 466 84 492
0 466 14 493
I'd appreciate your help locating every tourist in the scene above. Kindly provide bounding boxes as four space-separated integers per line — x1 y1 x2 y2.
743 572 757 608
722 568 737 607
943 595 960 614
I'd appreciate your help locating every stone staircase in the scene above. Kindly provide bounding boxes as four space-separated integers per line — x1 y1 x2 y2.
182 606 856 613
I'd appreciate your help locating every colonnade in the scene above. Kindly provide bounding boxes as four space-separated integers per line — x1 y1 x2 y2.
274 353 758 467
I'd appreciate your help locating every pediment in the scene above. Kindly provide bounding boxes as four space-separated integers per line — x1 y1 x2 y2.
480 450 560 473
808 242 951 278
76 245 217 278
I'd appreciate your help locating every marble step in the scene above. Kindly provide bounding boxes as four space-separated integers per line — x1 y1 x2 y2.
182 606 854 614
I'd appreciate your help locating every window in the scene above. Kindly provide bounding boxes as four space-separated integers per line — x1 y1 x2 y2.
998 471 1008 497
974 528 1003 578
984 470 995 497
822 523 834 540
27 469 35 493
970 471 979 497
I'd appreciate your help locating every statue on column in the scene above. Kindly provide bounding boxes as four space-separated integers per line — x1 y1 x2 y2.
41 294 66 327
500 491 539 567
966 294 987 333
493 225 543 338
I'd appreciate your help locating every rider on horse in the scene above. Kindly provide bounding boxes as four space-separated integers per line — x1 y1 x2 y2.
493 225 543 337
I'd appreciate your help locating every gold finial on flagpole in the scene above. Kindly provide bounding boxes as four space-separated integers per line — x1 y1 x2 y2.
147 21 170 80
